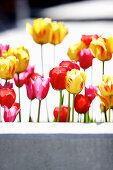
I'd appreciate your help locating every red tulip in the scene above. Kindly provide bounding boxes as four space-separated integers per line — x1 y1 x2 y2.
4 103 20 122
0 43 9 57
53 105 70 122
49 66 69 90
33 76 50 100
59 60 80 70
0 88 16 108
81 34 99 46
0 82 13 89
85 85 98 102
79 48 93 70
74 94 91 114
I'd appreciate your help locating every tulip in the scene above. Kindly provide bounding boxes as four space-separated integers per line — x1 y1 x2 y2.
8 46 29 73
81 34 99 46
65 69 86 94
0 81 13 89
26 18 52 44
79 48 94 70
0 44 9 57
50 21 68 45
85 85 98 102
90 37 112 61
33 76 50 100
0 88 16 108
4 103 20 122
74 94 91 114
98 74 113 96
0 56 16 80
67 41 87 62
49 66 69 90
59 60 80 70
53 105 70 122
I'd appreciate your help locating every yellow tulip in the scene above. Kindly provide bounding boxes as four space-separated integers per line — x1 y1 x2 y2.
95 92 113 109
90 37 112 61
7 46 29 73
67 41 87 62
98 74 113 96
50 22 68 45
106 36 113 53
0 56 16 80
26 18 52 44
65 69 86 94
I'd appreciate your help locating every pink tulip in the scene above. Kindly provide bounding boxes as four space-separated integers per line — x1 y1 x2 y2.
79 48 93 70
0 82 13 89
26 78 36 100
0 44 10 57
14 65 35 88
33 76 50 100
85 85 98 102
4 103 20 122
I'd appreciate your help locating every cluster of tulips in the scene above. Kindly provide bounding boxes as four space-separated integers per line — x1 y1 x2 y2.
0 18 113 122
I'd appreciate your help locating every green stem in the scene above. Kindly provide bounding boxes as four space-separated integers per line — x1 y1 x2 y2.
104 106 107 122
66 92 70 122
72 94 75 122
5 80 7 88
109 95 111 122
18 73 21 122
84 114 86 123
29 100 32 122
45 98 49 122
57 90 62 122
102 61 104 75
41 44 44 77
37 100 41 122
86 111 89 123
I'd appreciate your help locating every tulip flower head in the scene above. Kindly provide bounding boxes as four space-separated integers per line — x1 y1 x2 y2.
26 18 52 44
85 85 98 102
67 41 87 62
81 34 99 46
0 43 9 57
59 60 80 70
49 66 70 90
53 105 70 122
98 74 113 96
74 94 91 114
33 76 50 100
79 48 93 70
65 69 86 94
0 88 16 108
0 82 13 89
90 37 112 61
4 103 20 122
51 21 68 45
0 56 16 80
8 46 29 73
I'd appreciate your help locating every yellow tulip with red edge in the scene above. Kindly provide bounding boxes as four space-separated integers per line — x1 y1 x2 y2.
51 22 68 45
26 18 52 44
65 69 86 94
7 46 29 73
0 56 16 80
98 74 113 96
89 37 112 61
67 41 87 62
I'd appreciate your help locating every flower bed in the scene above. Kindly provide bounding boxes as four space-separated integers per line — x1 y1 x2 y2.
0 18 113 123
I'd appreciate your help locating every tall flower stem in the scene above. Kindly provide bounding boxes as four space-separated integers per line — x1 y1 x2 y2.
91 64 93 121
41 44 49 122
66 92 70 122
18 73 21 122
57 90 62 122
54 45 56 66
102 61 107 122
5 80 7 88
72 93 75 122
37 100 41 122
41 44 44 77
86 111 89 123
29 100 32 122
0 79 2 122
109 95 111 122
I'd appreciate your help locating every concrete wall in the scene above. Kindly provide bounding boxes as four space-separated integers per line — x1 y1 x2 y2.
0 123 113 170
